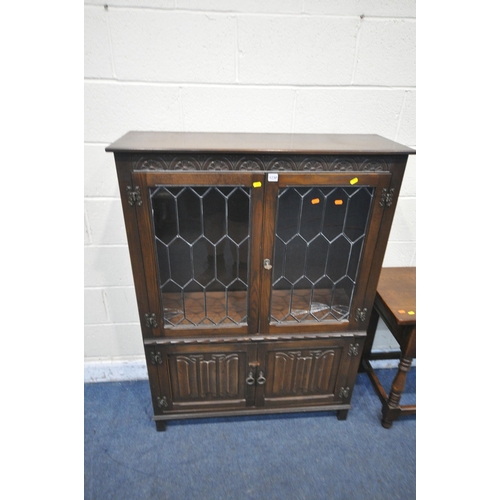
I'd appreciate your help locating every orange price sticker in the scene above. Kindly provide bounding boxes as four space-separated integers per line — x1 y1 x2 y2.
334 199 343 205
311 198 320 205
398 309 406 314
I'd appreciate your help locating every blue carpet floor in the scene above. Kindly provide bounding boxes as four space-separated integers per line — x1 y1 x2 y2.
84 368 415 500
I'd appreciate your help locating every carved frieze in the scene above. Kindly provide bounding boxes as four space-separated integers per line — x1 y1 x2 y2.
137 156 169 170
270 158 296 171
132 154 392 172
300 158 328 171
331 158 355 171
172 157 199 171
360 159 388 171
205 158 232 171
236 157 265 171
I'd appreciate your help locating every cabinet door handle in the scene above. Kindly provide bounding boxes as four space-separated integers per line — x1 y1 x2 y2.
246 371 256 385
263 259 272 270
257 371 266 385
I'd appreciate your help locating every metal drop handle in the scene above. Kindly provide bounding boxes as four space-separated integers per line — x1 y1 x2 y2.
257 371 266 385
263 259 272 270
246 371 256 385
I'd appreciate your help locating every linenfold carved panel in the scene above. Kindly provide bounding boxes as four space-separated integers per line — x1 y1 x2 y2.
268 349 338 395
132 154 390 172
174 353 240 399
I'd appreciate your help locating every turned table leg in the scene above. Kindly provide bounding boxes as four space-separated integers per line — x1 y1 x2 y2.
382 356 413 429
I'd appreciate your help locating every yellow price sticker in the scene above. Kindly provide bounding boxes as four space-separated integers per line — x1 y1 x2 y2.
350 177 359 185
253 181 262 188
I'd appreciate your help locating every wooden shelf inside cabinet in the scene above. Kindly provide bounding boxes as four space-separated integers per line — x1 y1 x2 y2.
106 132 415 431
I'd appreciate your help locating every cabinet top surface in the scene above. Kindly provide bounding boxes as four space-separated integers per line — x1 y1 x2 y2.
105 131 415 155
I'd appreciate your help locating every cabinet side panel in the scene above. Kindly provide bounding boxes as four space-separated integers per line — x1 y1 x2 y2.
361 155 410 320
113 153 153 337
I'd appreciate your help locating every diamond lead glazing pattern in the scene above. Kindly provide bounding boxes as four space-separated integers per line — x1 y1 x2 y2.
150 186 251 327
271 186 374 323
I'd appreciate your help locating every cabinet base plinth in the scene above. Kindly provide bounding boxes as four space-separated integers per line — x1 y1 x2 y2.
153 404 352 423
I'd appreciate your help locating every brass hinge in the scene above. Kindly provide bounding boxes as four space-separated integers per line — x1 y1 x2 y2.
150 351 163 365
355 308 367 323
348 343 360 356
339 387 350 399
380 188 394 207
156 396 168 408
126 186 142 206
145 313 158 328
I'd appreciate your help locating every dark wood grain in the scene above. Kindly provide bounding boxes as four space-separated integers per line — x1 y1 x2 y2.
360 156 410 329
107 132 413 429
106 131 415 155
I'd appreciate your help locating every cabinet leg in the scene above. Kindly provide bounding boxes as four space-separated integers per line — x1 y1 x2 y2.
337 409 348 421
155 420 167 432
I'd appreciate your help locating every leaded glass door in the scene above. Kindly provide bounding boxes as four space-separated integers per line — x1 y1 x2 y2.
259 172 391 334
133 172 265 336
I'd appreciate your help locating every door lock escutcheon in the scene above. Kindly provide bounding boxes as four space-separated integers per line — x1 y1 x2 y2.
263 258 272 270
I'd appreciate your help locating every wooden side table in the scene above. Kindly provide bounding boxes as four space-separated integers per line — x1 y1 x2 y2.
362 267 416 428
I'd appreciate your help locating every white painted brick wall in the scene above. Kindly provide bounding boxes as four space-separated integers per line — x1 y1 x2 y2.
238 16 359 85
109 10 236 83
293 88 405 136
353 19 416 86
84 1 416 368
182 86 296 132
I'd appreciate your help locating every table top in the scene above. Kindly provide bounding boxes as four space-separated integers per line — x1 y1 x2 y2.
376 267 416 326
105 131 416 155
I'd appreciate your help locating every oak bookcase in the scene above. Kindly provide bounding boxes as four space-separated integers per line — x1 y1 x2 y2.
106 132 415 431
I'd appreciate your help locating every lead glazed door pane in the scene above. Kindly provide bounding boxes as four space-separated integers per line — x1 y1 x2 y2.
134 171 390 336
151 185 251 326
259 172 392 333
133 172 265 335
271 185 373 323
